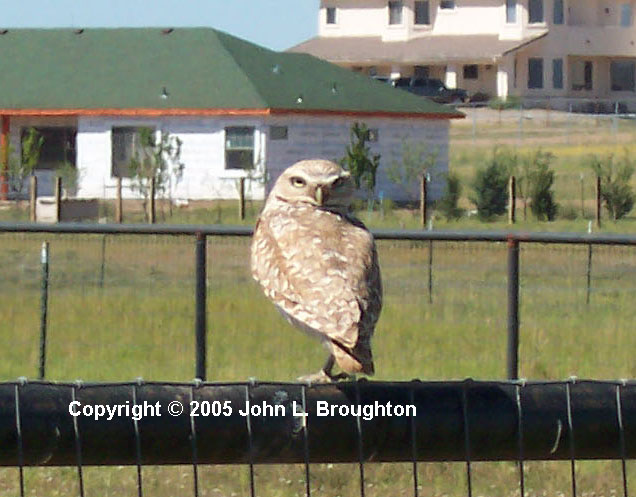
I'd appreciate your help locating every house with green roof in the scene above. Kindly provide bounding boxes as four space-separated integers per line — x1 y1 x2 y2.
0 27 461 202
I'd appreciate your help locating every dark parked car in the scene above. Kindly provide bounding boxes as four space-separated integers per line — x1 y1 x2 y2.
391 77 469 104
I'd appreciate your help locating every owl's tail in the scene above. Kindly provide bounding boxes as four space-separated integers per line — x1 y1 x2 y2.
331 340 375 376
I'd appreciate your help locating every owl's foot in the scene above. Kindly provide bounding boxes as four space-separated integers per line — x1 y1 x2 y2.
297 370 355 384
297 370 333 384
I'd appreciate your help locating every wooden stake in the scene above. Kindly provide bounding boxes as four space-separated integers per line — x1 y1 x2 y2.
148 176 156 224
54 176 62 223
30 175 38 222
420 174 428 228
0 115 9 201
508 175 516 225
115 177 123 224
595 176 602 229
238 177 246 221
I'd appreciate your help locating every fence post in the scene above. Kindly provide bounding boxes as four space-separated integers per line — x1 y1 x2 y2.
595 176 602 229
30 175 38 222
507 237 520 380
195 232 207 381
148 177 156 224
586 244 593 305
508 176 516 225
238 177 246 221
39 241 50 380
420 173 428 228
99 235 107 288
54 176 62 223
0 115 8 201
115 177 123 224
428 240 433 304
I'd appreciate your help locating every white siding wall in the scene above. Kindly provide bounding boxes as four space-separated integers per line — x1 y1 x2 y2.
320 0 527 39
12 114 450 203
266 115 450 202
75 116 266 201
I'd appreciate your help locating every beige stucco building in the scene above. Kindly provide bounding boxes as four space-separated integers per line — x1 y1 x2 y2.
291 0 636 111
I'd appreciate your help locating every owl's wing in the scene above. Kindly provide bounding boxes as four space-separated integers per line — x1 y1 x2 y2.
251 210 381 350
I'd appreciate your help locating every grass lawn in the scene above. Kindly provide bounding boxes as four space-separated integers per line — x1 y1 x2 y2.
0 110 634 496
0 231 634 496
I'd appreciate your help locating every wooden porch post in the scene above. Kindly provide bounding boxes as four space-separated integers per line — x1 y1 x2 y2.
0 115 9 200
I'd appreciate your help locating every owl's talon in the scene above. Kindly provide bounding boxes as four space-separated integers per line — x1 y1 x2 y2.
331 372 355 382
297 370 333 384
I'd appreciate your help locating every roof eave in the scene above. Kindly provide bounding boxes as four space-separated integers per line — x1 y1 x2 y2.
0 107 464 120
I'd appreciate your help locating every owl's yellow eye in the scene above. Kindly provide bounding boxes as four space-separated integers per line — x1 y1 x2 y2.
291 177 306 188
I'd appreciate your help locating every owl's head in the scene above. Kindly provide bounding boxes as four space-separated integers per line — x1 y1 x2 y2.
269 160 355 210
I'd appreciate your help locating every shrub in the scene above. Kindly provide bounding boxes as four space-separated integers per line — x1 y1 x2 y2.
8 127 43 196
526 150 558 221
559 205 579 220
488 96 521 111
340 122 381 200
586 151 635 220
470 148 512 221
437 172 464 221
386 139 439 200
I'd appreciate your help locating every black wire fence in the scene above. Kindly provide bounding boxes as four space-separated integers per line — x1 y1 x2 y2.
0 223 634 382
0 223 634 495
0 378 634 497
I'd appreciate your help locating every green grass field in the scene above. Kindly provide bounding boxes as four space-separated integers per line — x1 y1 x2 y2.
0 232 634 496
0 111 634 496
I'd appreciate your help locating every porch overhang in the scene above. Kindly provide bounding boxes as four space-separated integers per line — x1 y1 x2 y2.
289 31 549 66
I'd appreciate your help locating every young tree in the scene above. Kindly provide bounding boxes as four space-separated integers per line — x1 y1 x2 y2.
387 140 439 199
55 161 80 197
8 128 44 196
471 147 512 221
437 172 464 221
587 151 635 220
129 128 184 221
526 149 558 221
340 122 381 201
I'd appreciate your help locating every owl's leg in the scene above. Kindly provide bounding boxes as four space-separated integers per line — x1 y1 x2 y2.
322 354 335 377
297 355 336 383
322 357 353 381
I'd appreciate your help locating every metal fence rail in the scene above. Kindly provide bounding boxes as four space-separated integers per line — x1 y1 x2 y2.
0 379 633 497
1 222 635 383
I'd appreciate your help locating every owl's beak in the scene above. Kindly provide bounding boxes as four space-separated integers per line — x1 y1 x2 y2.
315 186 324 206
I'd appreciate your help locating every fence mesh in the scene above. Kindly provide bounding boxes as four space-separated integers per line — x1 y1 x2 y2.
1 233 634 383
0 379 633 497
1 231 634 496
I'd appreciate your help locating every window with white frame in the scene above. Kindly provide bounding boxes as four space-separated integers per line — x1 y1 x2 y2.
529 0 544 23
414 1 430 24
440 1 455 10
111 127 152 178
528 58 544 89
506 0 517 23
225 127 255 170
610 61 635 91
326 7 337 25
552 59 563 89
553 0 564 24
389 1 403 24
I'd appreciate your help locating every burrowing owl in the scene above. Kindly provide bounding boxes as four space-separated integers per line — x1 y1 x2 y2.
250 159 382 382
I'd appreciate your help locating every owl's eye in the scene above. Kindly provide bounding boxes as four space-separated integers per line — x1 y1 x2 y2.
291 177 306 188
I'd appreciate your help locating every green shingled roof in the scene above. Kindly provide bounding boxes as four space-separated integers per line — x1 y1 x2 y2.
0 27 460 117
